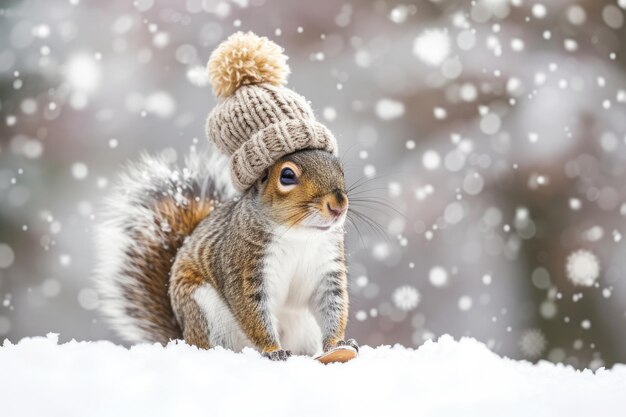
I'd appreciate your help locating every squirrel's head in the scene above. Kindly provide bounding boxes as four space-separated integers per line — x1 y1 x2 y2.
255 149 347 233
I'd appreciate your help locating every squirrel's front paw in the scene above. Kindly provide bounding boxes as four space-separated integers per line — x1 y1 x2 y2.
262 349 292 361
335 339 359 353
324 338 359 353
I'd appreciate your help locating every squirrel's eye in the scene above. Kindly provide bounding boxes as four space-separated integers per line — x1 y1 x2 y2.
279 167 298 186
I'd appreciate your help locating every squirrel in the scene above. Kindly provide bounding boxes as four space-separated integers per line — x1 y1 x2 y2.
95 32 358 360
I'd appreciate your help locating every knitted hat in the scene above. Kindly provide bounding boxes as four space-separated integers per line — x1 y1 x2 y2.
206 31 338 192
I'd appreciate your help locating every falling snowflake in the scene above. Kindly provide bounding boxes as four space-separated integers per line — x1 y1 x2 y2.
66 54 102 93
457 295 473 311
186 65 210 87
519 329 546 359
412 28 450 66
59 254 71 266
375 99 405 120
144 91 176 118
422 150 441 171
0 244 15 269
428 266 448 287
566 249 600 286
392 285 420 311
71 162 88 180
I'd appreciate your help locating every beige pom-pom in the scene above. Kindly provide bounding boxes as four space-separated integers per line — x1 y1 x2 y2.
207 31 290 98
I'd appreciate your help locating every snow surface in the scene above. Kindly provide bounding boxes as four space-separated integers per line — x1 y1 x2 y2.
1 334 625 417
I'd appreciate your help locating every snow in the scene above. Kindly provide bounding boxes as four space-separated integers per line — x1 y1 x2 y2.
185 65 210 87
0 243 15 268
413 29 450 66
66 54 101 93
566 250 600 287
421 149 441 170
392 285 420 311
2 334 626 417
375 98 405 120
429 266 449 287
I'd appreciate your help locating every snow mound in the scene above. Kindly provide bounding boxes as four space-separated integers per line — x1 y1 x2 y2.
2 334 625 417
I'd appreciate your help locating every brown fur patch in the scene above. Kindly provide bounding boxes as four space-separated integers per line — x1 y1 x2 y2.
169 260 210 349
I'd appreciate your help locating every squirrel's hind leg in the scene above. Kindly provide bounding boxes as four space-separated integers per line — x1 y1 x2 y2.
180 300 211 349
170 263 211 349
192 284 254 351
171 261 253 352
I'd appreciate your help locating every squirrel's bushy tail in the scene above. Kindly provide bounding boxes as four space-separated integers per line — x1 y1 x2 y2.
94 149 236 344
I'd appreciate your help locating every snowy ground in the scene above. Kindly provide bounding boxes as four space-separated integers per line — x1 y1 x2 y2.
1 334 625 417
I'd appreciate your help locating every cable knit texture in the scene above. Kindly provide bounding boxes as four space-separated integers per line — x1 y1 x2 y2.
206 31 338 192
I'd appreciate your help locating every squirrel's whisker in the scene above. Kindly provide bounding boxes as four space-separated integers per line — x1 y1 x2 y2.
347 187 389 196
345 216 367 248
349 198 403 217
348 209 388 241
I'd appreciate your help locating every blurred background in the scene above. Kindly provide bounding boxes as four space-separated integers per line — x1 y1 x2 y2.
1 0 625 369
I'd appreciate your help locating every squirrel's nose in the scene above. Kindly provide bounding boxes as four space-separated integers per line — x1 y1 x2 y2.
326 202 343 217
324 191 348 218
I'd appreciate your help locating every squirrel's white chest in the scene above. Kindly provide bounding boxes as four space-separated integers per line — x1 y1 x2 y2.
263 230 339 308
262 229 341 354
